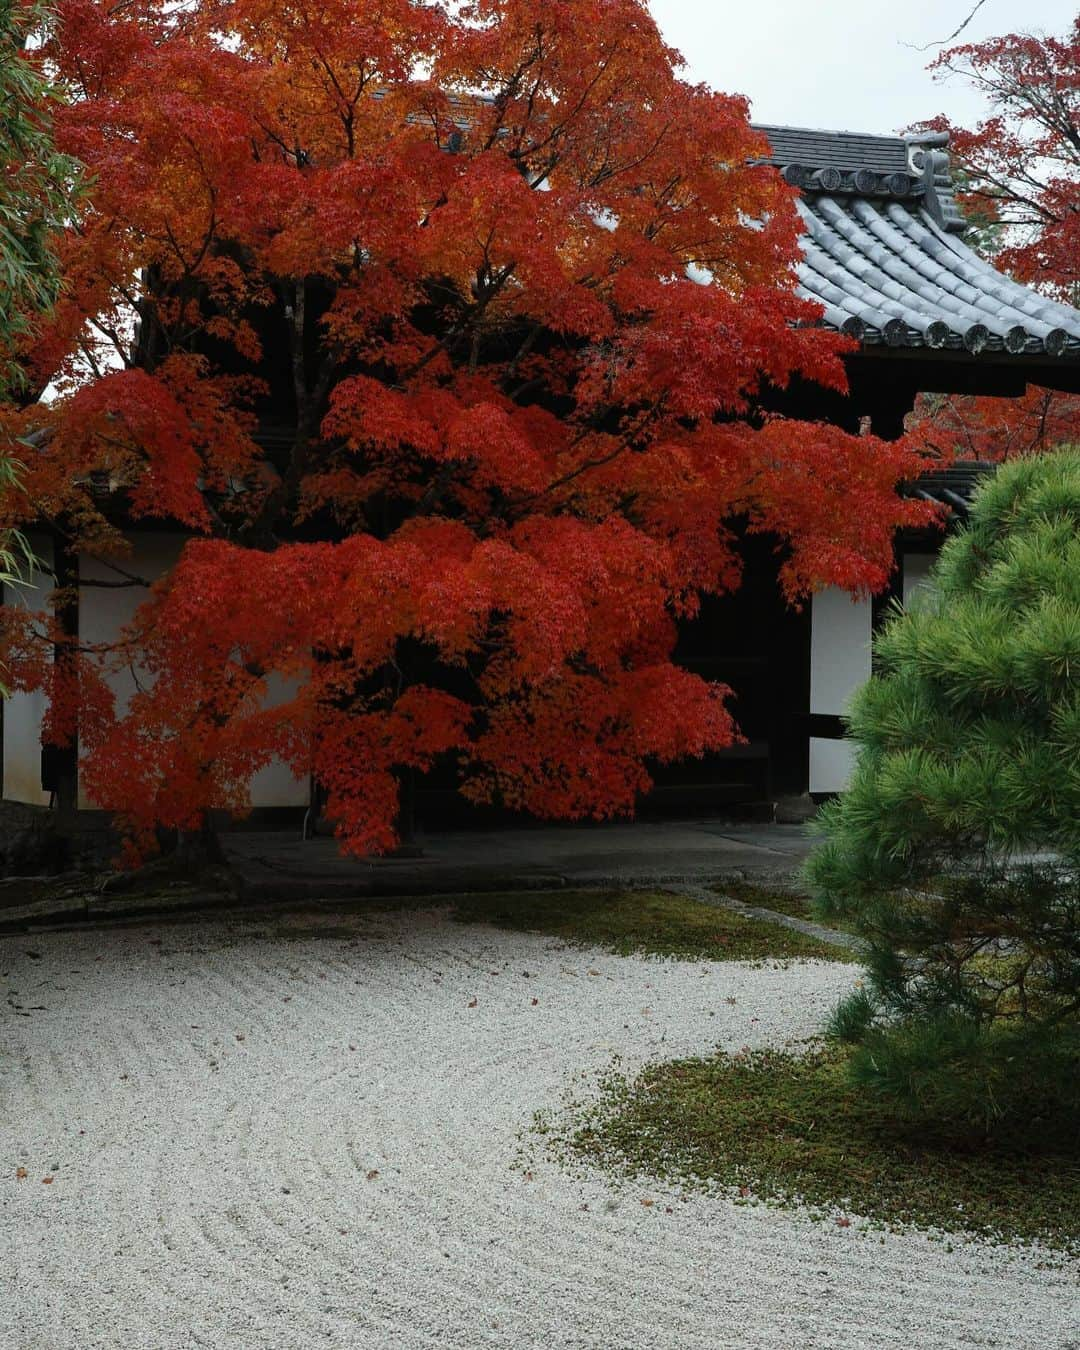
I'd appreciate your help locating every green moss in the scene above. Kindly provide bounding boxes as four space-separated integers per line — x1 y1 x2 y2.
715 879 815 918
714 880 861 936
19 884 854 965
450 888 857 962
563 1044 1080 1254
0 877 79 911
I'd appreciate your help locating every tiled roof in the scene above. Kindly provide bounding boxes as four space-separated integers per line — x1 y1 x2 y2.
753 124 1080 358
904 460 995 518
755 125 912 176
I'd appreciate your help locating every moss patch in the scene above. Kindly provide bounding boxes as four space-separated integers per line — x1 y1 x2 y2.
563 1044 1080 1254
5 883 855 965
714 880 860 936
0 874 121 912
450 888 857 962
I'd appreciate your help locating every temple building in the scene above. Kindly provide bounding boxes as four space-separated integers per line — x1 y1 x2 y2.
652 125 1080 811
4 124 1080 833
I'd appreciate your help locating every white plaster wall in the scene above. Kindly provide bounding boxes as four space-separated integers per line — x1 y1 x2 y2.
78 536 184 808
79 535 185 714
810 587 872 716
78 536 309 811
809 587 872 794
902 553 938 611
3 534 54 806
810 737 857 797
248 674 310 809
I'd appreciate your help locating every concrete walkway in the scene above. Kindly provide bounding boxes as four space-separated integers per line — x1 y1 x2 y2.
0 819 819 931
226 819 819 900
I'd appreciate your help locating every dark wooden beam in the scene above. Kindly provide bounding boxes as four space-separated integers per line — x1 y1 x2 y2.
50 540 80 819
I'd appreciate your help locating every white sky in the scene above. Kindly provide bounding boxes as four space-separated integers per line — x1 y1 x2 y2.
649 0 1077 135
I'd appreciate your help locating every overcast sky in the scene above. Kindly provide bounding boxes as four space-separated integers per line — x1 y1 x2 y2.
649 0 1077 135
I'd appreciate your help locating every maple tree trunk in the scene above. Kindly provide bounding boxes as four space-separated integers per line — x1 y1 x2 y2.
152 812 226 871
178 814 226 868
393 767 420 855
101 811 233 897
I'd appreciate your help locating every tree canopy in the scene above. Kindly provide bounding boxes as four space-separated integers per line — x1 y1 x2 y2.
907 19 1080 462
0 0 931 857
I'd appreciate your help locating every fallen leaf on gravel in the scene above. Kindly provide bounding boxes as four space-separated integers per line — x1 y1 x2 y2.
468 997 478 1008
836 1217 851 1228
15 1168 27 1181
739 1186 752 1198
366 1170 379 1181
641 1199 654 1208
41 1176 53 1185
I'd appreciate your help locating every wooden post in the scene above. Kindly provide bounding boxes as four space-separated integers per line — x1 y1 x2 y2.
51 540 80 820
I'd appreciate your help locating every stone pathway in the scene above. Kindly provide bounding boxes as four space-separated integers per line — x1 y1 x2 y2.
227 820 818 899
676 882 856 950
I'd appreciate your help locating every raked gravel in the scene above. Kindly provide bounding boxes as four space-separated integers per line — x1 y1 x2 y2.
2 907 1077 1350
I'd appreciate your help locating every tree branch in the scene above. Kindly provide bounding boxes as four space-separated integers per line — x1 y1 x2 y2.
911 0 991 52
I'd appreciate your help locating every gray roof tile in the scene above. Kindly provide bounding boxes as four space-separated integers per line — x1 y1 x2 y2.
752 124 1080 358
754 125 911 174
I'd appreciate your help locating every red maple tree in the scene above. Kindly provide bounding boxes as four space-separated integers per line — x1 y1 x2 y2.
2 0 932 858
907 19 1080 462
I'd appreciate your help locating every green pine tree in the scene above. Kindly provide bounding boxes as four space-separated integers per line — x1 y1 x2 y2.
1 0 82 396
805 450 1080 1132
0 3 81 675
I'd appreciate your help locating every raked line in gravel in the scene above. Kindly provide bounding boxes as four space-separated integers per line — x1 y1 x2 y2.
2 907 1076 1350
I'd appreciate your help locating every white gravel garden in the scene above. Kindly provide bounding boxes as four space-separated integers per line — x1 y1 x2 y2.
2 904 1077 1349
